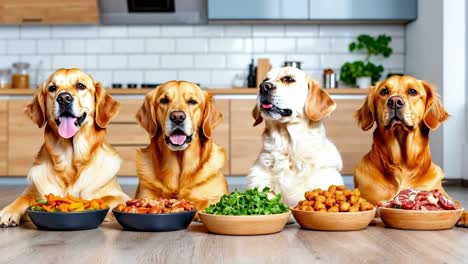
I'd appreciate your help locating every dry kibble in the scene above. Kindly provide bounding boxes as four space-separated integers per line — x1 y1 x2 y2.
294 185 374 212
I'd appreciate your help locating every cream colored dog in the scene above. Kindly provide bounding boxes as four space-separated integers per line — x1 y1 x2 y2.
247 67 344 207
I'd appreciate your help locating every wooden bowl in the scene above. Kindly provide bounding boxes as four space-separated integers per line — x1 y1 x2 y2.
378 207 463 230
198 211 291 235
291 207 376 231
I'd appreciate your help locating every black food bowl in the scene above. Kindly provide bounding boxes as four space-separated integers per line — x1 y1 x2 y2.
27 208 109 231
112 209 196 232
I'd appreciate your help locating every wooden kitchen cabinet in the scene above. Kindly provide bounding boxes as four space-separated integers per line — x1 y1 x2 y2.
323 99 373 175
8 100 43 176
0 101 7 175
213 100 230 175
229 100 263 176
0 0 99 24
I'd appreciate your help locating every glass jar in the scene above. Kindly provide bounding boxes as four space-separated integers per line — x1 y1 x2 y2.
0 69 11 89
11 62 30 89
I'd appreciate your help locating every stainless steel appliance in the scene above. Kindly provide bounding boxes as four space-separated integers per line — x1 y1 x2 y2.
99 0 207 25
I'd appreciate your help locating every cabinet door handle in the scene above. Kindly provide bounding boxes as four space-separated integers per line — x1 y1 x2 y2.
21 18 43 23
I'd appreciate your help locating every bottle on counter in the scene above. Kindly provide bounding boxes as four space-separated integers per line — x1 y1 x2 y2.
323 68 337 89
0 69 11 89
11 62 30 89
247 59 256 88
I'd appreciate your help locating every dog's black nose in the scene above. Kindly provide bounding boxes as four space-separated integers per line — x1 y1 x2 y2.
170 111 186 124
387 96 405 110
259 82 275 95
56 92 74 106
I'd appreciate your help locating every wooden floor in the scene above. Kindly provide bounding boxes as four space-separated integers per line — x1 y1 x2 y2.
0 185 467 264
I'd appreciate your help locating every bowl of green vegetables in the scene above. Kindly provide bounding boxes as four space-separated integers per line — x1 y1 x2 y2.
198 188 290 235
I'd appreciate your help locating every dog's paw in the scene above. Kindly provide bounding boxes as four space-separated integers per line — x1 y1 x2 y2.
456 211 468 228
0 210 21 228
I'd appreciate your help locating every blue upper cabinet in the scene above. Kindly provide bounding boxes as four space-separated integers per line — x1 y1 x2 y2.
309 0 417 22
208 0 417 23
208 0 309 20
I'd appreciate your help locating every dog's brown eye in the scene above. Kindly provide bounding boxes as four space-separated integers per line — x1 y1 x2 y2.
160 97 169 104
281 76 295 84
408 88 418 96
380 87 389 96
76 83 86 90
188 99 197 105
48 85 57 92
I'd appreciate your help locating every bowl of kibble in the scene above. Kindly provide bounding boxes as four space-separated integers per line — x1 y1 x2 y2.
291 185 376 231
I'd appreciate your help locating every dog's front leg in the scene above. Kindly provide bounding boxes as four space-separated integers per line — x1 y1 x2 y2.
0 186 39 227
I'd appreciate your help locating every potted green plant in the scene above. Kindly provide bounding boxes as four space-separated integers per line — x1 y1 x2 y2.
340 34 393 88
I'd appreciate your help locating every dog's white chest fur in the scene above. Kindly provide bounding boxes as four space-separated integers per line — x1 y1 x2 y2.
247 121 344 207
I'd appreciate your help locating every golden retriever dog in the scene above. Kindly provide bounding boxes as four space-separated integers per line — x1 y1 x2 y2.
247 67 344 207
354 75 467 226
135 81 228 211
0 68 129 227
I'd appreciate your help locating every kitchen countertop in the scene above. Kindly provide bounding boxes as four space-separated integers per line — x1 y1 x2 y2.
0 185 467 264
0 88 369 96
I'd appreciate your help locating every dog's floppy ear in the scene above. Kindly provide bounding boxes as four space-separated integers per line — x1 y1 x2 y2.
421 80 449 130
305 79 336 121
95 82 120 128
355 84 377 131
24 86 47 128
136 90 158 137
201 92 223 139
252 104 263 126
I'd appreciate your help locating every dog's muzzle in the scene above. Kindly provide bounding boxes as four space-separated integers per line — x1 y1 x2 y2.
385 96 411 129
258 82 292 117
54 92 86 139
164 110 193 149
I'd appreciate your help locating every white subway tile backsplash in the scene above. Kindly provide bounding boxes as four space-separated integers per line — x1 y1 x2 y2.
194 54 226 69
145 38 176 53
85 39 112 54
161 26 193 37
224 25 252 37
128 55 160 69
64 39 85 54
51 26 98 38
53 55 86 69
20 26 51 39
0 24 405 87
88 70 112 87
194 26 224 37
226 54 253 69
112 70 143 84
285 54 320 69
98 55 127 69
99 26 128 37
319 25 405 37
7 40 36 54
128 26 160 37
297 38 330 53
161 55 193 69
0 55 19 68
176 38 208 53
0 26 20 39
144 70 178 83
209 38 244 52
113 39 145 53
253 25 285 37
285 25 319 37
178 70 211 86
265 38 295 52
37 40 63 54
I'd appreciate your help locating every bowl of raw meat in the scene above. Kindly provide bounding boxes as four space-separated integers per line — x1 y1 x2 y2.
112 198 197 232
377 188 463 230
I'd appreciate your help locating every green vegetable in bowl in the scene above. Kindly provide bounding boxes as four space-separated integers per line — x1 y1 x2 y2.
203 188 289 215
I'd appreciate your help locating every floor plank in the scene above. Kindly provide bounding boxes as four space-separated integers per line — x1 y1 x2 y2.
0 185 467 264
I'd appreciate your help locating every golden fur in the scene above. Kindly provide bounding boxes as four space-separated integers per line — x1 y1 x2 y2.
354 75 467 226
135 81 228 211
0 68 129 227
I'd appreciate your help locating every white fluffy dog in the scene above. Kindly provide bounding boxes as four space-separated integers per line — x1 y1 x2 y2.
247 67 344 207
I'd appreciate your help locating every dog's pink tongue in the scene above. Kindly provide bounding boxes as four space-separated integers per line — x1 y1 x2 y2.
169 134 187 145
58 117 79 139
262 103 273 109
